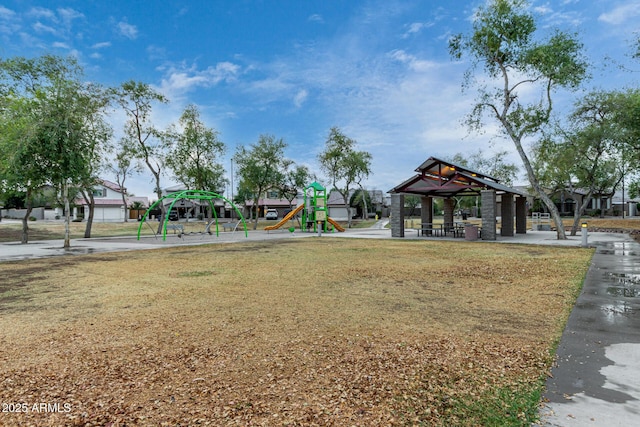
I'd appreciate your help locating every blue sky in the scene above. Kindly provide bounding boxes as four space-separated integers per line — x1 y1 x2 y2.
1 0 639 200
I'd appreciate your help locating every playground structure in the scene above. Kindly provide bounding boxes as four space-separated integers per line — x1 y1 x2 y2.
137 190 248 241
264 182 345 232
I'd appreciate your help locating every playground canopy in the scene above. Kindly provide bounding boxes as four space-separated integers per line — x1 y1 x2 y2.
137 190 248 241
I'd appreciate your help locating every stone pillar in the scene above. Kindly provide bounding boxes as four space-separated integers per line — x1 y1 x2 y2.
500 193 514 237
421 196 433 226
391 194 405 238
481 190 496 240
443 198 454 226
515 196 527 234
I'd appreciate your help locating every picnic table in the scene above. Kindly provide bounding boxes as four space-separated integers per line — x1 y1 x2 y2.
420 222 468 238
420 223 443 237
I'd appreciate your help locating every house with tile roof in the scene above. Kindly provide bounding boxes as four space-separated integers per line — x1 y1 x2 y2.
74 179 149 222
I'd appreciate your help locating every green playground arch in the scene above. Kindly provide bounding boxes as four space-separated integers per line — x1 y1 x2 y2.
137 190 248 241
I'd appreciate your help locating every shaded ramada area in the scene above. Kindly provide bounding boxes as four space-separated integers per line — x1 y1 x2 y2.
388 156 528 240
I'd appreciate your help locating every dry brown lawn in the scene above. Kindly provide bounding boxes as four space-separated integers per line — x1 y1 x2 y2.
0 238 592 426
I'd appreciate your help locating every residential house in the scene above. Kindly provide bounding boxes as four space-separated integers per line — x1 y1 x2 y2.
243 189 300 219
327 189 386 220
73 179 148 222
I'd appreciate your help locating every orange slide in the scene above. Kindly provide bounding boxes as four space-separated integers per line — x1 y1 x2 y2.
326 217 345 232
264 204 305 230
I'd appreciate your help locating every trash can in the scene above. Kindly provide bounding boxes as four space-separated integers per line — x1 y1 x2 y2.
462 212 468 220
464 224 478 241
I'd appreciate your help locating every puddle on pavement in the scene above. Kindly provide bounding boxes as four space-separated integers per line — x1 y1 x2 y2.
607 272 640 285
597 242 640 257
43 246 98 255
602 302 636 318
599 249 640 256
606 286 640 298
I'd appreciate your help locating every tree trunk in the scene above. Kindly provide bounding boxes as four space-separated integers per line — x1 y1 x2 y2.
154 174 165 235
253 202 259 230
508 129 566 239
570 190 594 236
360 187 368 220
84 192 95 238
21 191 33 244
63 182 71 249
342 192 352 228
121 190 128 223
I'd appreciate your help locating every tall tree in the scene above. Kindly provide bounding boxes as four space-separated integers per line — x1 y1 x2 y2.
534 105 622 235
234 134 286 230
318 127 372 228
449 0 589 239
107 142 143 223
277 160 313 209
165 104 226 193
115 81 168 231
75 83 113 238
0 55 100 246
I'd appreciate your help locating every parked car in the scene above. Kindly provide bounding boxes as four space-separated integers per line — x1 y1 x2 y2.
265 209 278 220
168 210 179 221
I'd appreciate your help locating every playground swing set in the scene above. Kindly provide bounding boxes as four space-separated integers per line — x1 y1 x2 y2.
137 190 248 241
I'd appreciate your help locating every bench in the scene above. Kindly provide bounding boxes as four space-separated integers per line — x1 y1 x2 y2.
222 221 241 232
166 224 184 235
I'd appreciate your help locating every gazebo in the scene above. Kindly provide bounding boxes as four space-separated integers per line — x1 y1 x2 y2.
388 157 528 240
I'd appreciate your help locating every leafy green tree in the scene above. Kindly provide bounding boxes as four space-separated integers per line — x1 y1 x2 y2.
107 141 143 223
0 55 103 246
74 84 114 238
451 149 519 214
318 127 372 228
350 189 372 219
115 81 168 231
449 0 589 239
404 195 420 217
165 104 227 192
277 160 313 209
534 91 624 234
234 134 286 229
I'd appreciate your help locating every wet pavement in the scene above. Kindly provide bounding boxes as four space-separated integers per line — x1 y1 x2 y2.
541 239 640 426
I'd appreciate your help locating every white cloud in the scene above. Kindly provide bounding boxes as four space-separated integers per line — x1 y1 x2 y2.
401 21 434 38
57 7 84 27
52 41 70 49
32 21 57 35
0 5 16 19
157 62 241 99
0 6 20 34
116 20 138 39
598 2 640 25
293 89 308 108
308 14 324 23
27 6 55 21
389 49 439 72
92 41 111 49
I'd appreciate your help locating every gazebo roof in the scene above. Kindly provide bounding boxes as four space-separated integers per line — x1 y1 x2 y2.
389 156 527 198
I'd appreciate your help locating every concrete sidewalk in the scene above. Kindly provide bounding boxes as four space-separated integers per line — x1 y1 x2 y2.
540 238 640 426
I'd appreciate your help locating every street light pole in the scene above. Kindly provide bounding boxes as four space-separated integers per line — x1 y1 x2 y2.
230 158 234 219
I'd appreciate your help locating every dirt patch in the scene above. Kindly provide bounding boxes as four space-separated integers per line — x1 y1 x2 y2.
0 239 592 425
